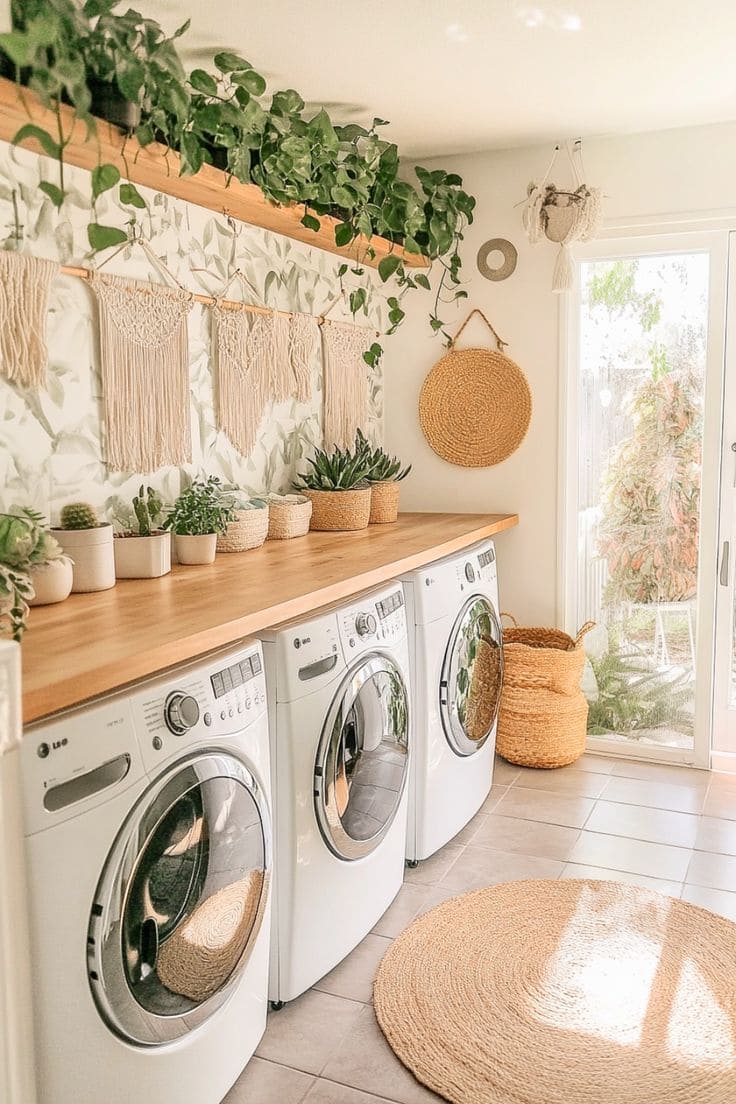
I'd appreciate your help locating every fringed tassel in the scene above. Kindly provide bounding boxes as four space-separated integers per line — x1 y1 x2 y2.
213 305 267 457
89 272 193 472
0 251 59 389
321 319 371 449
289 313 318 403
552 243 575 294
269 313 292 404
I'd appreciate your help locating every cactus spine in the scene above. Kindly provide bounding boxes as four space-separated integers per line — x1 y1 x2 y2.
60 502 99 530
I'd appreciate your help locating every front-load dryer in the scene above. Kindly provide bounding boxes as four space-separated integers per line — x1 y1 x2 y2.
401 539 503 863
20 640 272 1104
259 581 410 1005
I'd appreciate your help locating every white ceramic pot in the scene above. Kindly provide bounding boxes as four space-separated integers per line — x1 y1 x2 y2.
114 532 171 579
174 533 217 565
52 524 116 593
27 559 74 606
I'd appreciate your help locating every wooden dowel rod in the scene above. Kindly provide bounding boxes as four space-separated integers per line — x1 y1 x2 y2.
59 262 379 332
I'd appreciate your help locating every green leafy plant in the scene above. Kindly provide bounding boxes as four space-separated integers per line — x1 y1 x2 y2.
0 508 69 640
164 476 235 535
128 485 166 537
586 639 693 738
355 429 411 483
0 563 34 641
0 2 476 348
293 441 377 492
60 501 100 530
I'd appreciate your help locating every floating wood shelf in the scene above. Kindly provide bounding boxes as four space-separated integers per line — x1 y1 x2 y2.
21 512 518 723
0 76 427 270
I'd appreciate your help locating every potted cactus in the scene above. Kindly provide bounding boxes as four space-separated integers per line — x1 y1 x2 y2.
113 486 171 579
52 502 115 593
164 477 235 565
293 441 377 531
356 431 412 524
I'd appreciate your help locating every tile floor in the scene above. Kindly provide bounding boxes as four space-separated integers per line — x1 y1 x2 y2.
224 752 736 1104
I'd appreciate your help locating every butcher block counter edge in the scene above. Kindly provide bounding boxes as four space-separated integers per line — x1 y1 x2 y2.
21 511 518 725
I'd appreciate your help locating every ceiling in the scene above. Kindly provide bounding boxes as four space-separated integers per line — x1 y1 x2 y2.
146 0 736 157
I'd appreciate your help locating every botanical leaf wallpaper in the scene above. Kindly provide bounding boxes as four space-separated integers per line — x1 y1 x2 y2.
0 141 386 528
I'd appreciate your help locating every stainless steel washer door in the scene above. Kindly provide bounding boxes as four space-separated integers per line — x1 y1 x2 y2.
315 655 409 861
88 752 271 1046
440 596 503 756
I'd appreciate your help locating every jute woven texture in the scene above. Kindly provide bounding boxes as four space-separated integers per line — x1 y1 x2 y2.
374 879 736 1104
267 495 312 539
419 346 531 468
497 616 593 768
303 487 371 531
369 481 401 524
157 872 264 1002
216 508 269 553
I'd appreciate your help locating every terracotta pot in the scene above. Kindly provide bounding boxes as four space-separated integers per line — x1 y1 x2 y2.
369 481 401 524
52 524 116 592
28 559 73 606
114 532 171 579
174 533 218 565
303 488 371 531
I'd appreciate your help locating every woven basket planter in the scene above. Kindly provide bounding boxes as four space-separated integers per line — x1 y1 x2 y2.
496 615 594 769
216 507 269 553
303 487 371 531
267 494 312 540
369 481 401 524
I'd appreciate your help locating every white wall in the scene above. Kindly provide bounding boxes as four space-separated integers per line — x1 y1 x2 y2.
384 121 736 626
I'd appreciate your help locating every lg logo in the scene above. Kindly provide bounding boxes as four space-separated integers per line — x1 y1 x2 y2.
37 737 68 759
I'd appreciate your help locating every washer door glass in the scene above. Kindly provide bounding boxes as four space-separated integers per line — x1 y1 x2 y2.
88 753 270 1046
315 655 409 861
440 596 503 756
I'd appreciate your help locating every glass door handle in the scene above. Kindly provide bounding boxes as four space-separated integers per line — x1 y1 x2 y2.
720 540 730 587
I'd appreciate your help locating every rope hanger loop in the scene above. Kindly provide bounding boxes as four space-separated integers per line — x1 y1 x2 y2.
450 308 508 352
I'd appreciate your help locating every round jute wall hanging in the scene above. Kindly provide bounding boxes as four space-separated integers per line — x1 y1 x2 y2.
374 879 736 1104
419 308 531 467
477 237 518 281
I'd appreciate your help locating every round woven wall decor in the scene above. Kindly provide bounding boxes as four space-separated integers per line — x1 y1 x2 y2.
419 310 531 467
477 237 518 281
374 879 736 1104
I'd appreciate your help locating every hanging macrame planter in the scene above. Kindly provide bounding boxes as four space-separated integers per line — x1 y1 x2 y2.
521 141 603 293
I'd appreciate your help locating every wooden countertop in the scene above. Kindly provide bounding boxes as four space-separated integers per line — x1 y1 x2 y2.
21 512 518 724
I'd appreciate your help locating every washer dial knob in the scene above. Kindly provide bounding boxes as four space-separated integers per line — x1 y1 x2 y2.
464 562 476 583
165 692 200 735
355 612 377 638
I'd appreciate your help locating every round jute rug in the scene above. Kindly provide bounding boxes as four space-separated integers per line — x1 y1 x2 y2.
373 879 736 1104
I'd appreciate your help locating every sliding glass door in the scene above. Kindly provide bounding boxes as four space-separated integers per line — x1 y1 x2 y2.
563 232 729 766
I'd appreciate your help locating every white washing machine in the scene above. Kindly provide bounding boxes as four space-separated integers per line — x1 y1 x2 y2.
259 581 411 1005
401 539 503 863
20 640 272 1104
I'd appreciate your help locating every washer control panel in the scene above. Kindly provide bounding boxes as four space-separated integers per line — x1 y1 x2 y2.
454 541 496 592
339 584 407 652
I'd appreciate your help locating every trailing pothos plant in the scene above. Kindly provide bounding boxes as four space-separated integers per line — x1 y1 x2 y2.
0 0 475 355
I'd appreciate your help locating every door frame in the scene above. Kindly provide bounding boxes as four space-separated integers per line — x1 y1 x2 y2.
558 229 731 767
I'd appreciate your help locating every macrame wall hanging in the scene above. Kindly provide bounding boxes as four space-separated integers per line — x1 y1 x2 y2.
521 139 603 293
321 318 374 449
0 250 59 388
89 241 193 473
211 268 321 457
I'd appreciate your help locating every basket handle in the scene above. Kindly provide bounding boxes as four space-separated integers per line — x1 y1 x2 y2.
500 611 518 628
575 620 596 646
450 308 508 351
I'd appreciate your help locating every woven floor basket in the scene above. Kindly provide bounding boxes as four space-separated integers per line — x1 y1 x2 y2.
267 495 312 540
497 614 595 769
216 508 269 553
369 481 401 524
303 487 371 531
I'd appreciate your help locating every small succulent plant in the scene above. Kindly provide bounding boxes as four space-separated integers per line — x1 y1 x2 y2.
164 476 236 536
293 440 377 492
355 430 412 483
0 508 70 641
132 485 166 537
60 502 100 530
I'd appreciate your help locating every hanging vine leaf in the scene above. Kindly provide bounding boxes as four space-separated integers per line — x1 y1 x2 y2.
87 223 128 251
39 181 65 209
119 182 146 209
91 162 120 199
